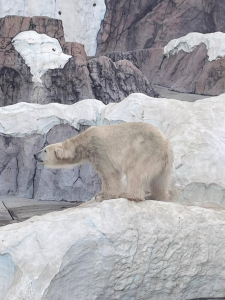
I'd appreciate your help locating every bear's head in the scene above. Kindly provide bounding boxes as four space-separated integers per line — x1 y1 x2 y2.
34 143 74 168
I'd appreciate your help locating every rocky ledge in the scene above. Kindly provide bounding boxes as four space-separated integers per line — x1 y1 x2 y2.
1 198 225 300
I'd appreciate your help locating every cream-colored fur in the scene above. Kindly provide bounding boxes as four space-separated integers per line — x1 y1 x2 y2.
34 122 174 202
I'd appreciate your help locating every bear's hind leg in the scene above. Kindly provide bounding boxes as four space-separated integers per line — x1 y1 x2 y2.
122 169 146 202
150 168 171 201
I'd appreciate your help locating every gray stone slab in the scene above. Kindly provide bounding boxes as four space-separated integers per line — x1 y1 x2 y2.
0 196 82 226
0 200 12 226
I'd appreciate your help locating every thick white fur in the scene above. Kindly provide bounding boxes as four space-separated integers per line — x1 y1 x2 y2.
35 122 174 202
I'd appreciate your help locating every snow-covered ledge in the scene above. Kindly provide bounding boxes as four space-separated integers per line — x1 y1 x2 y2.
164 32 225 61
0 198 225 300
12 31 72 83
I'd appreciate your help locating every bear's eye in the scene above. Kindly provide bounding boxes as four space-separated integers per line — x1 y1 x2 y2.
44 150 47 153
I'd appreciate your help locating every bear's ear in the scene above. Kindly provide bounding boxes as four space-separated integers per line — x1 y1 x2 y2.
55 148 64 160
55 148 73 160
64 149 73 159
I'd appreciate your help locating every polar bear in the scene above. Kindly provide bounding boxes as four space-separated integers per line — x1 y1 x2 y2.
34 122 173 202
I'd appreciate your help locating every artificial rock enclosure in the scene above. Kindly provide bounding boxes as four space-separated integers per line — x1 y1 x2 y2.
1 1 225 300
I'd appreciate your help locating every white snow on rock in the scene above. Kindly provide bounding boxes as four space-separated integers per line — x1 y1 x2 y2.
1 198 225 300
164 32 225 61
0 93 225 207
0 0 106 56
12 31 72 83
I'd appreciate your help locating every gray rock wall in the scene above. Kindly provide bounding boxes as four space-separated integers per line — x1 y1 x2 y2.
0 124 101 201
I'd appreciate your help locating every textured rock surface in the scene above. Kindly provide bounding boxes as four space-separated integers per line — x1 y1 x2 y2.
0 93 225 206
156 43 225 96
1 198 225 300
0 0 106 55
0 15 65 45
0 123 101 201
88 56 158 103
157 32 225 95
106 48 164 83
0 16 66 106
97 0 225 55
107 34 225 96
0 18 156 106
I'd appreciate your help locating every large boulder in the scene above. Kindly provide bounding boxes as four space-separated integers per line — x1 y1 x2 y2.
88 56 158 104
0 93 225 207
1 198 225 299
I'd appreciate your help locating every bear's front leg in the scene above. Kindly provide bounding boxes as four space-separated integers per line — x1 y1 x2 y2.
94 192 105 202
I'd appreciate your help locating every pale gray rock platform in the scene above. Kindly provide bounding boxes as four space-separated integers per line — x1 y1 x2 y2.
1 198 225 300
0 196 81 227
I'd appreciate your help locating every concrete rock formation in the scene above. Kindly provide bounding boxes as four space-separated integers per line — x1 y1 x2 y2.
1 198 225 299
88 56 158 104
157 43 225 96
0 93 225 207
0 17 157 106
157 32 225 95
107 32 225 96
97 0 225 54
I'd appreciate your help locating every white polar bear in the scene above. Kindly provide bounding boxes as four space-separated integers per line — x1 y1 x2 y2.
34 122 173 202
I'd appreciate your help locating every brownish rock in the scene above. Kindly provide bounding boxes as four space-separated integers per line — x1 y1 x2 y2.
41 57 95 104
0 15 65 44
0 16 30 38
154 44 225 96
0 15 158 106
29 16 65 45
0 15 66 106
88 56 158 104
40 56 158 105
106 44 225 96
63 42 87 61
97 0 224 55
106 48 164 83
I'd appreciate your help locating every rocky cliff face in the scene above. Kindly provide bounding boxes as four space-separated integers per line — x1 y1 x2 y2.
97 0 225 54
107 31 225 96
0 16 157 107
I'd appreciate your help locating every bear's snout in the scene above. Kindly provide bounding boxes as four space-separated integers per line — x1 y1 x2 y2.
34 152 43 162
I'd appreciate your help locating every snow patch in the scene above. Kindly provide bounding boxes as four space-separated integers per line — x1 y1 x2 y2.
164 32 225 61
12 31 72 83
